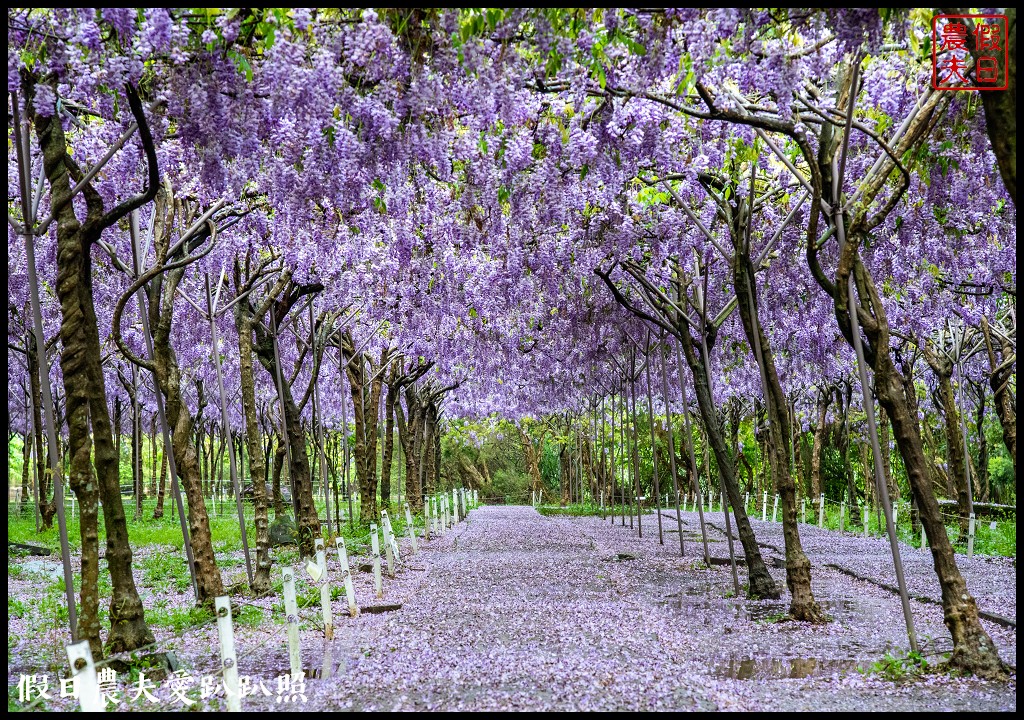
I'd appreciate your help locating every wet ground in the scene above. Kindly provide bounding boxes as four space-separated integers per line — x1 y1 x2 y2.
8 505 1016 711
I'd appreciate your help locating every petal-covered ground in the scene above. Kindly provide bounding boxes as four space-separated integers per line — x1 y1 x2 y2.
8 505 1016 711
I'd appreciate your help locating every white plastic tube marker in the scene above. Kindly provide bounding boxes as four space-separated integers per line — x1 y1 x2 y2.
314 539 333 640
215 596 241 711
282 567 302 679
334 536 359 617
404 502 419 553
370 523 383 598
66 641 102 712
967 512 976 559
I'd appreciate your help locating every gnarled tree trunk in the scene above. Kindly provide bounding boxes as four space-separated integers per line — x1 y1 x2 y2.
395 387 424 511
254 318 321 558
734 238 822 620
380 362 399 512
675 312 778 600
34 87 153 655
232 268 277 594
811 389 830 517
981 316 1015 472
149 260 224 604
924 349 971 539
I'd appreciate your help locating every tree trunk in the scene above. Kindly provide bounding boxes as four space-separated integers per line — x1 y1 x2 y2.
28 335 56 529
834 220 1004 674
811 389 830 516
559 443 571 506
459 455 485 488
149 255 223 603
232 288 272 594
925 351 971 539
518 425 544 501
141 229 223 602
254 331 320 557
835 387 861 520
381 367 398 513
424 402 440 495
971 384 989 503
35 98 153 655
154 439 167 520
479 453 493 487
734 245 822 620
981 316 1016 473
113 398 122 490
271 435 286 517
340 340 387 526
875 349 1003 675
675 309 778 600
793 423 806 500
395 390 423 511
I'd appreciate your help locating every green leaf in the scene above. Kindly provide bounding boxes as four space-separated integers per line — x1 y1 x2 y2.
621 37 647 56
228 50 253 82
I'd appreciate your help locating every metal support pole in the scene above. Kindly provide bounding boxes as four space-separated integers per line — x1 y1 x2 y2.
675 343 712 565
658 346 686 556
130 211 198 598
12 92 78 635
644 346 664 544
206 274 253 586
832 57 917 653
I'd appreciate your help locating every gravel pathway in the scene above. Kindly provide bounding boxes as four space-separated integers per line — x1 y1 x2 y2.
8 505 1016 711
293 506 1014 711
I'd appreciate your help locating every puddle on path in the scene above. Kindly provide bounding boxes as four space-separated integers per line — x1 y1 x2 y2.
712 656 858 680
663 596 858 623
602 552 640 562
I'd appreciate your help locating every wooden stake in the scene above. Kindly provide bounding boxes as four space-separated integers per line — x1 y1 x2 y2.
839 502 845 534
818 494 825 527
772 494 779 523
214 596 241 711
801 497 806 524
863 507 869 538
762 491 768 522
